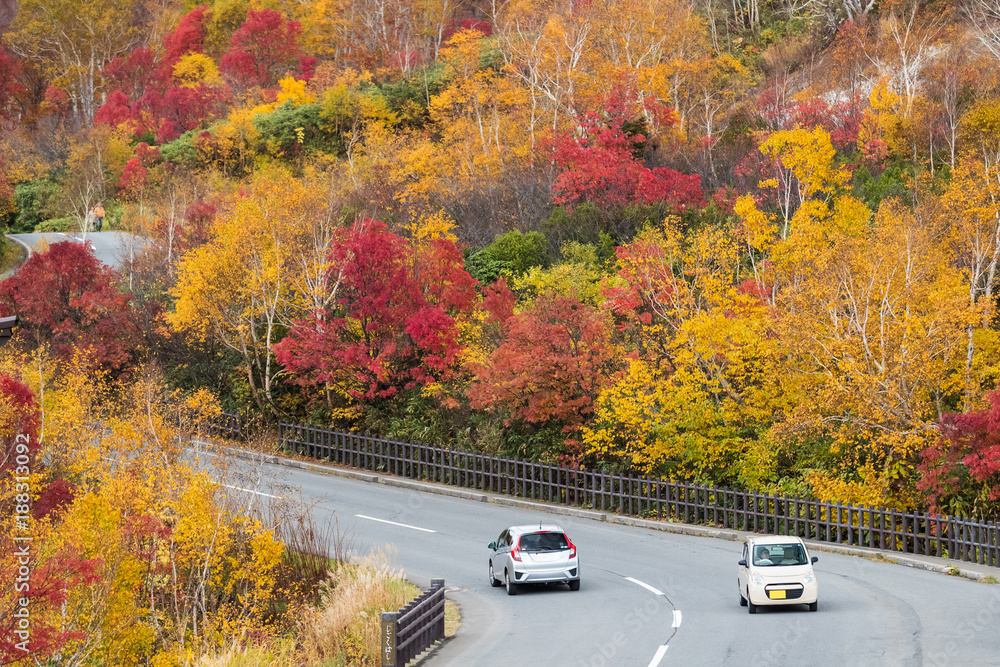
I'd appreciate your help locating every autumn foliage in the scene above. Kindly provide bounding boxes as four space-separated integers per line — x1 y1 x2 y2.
919 391 1000 519
0 241 139 372
6 0 1000 531
276 219 477 403
546 89 704 211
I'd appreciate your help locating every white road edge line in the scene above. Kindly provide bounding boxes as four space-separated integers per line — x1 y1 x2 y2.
672 610 682 628
355 514 436 533
647 644 669 667
625 576 665 597
219 483 283 499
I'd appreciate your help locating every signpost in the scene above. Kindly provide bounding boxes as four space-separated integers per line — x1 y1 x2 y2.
381 611 397 667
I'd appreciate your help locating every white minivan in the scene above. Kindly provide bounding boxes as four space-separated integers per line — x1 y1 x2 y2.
738 535 818 613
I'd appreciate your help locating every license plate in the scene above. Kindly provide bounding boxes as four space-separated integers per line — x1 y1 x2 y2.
769 590 786 600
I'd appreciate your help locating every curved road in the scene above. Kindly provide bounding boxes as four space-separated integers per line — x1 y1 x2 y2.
211 452 1000 667
6 231 146 271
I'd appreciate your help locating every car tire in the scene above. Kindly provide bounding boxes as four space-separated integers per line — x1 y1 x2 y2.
568 579 581 591
739 593 747 607
505 569 518 596
747 590 757 614
489 562 502 587
809 601 818 612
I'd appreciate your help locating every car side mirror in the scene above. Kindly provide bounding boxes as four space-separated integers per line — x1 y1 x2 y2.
488 542 496 550
811 556 818 564
738 559 747 567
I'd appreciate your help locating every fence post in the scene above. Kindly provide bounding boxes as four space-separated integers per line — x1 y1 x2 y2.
431 578 445 639
381 611 397 667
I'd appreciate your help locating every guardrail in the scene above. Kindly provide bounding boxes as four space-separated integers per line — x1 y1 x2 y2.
206 411 246 441
381 578 445 667
209 414 1000 567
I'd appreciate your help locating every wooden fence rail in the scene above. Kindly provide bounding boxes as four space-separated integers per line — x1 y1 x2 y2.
381 579 445 667
207 415 1000 568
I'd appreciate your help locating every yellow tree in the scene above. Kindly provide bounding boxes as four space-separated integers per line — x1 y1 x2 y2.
596 217 783 484
757 126 851 237
59 125 133 236
170 169 332 412
867 0 946 119
939 160 1000 406
775 201 974 506
418 29 533 229
319 68 398 184
588 0 710 138
429 29 530 171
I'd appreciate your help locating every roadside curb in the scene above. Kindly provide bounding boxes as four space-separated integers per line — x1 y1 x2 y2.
210 441 1000 585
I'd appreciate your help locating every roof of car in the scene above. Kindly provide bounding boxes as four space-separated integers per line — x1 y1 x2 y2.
508 524 565 535
747 535 806 546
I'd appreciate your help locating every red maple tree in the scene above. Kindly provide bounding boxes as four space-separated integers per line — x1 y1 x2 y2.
95 6 229 142
0 374 40 471
467 294 619 456
0 44 25 121
544 87 704 211
275 220 477 401
219 8 305 89
0 241 139 372
919 390 1000 519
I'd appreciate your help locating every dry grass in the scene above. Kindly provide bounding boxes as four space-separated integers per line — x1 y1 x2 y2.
192 639 300 667
443 599 460 638
298 549 421 667
190 549 434 667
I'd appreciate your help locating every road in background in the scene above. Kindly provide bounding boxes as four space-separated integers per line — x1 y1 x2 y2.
209 451 1000 667
6 231 147 271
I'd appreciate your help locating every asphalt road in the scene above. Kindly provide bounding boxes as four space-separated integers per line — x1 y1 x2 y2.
209 452 1000 667
6 231 147 270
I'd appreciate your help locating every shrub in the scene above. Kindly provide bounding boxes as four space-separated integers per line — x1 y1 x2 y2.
36 216 76 232
12 179 61 232
466 230 548 285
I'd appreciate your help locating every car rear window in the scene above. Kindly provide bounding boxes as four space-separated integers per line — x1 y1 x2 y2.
519 532 569 551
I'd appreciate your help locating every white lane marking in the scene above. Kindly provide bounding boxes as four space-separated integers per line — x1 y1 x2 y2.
219 483 282 499
355 514 436 533
625 576 665 597
647 644 669 667
672 610 682 628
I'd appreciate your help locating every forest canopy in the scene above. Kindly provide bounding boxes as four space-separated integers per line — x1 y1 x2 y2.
3 0 1000 522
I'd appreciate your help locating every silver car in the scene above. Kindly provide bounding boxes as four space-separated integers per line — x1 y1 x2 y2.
488 524 581 595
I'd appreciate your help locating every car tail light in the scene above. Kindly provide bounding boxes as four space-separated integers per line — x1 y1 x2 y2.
567 536 576 559
511 537 522 562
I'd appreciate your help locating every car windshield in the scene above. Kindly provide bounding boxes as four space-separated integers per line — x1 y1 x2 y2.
519 532 569 551
753 543 807 566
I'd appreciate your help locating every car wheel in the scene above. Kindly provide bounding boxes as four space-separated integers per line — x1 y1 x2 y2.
505 569 518 596
739 593 747 607
747 590 757 614
809 601 818 612
489 562 502 587
568 579 581 591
